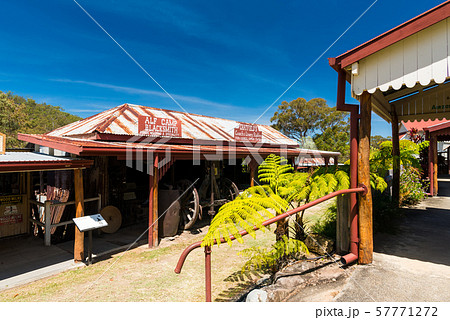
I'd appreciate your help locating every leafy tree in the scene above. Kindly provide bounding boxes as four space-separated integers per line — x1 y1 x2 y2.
370 135 391 150
270 97 350 161
370 139 427 207
202 155 351 247
0 92 28 148
0 91 81 148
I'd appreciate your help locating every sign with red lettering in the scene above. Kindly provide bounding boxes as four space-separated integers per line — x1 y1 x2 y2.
138 115 182 138
234 123 262 143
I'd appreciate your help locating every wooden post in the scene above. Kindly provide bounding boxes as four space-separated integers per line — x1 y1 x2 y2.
152 154 159 246
391 107 400 208
429 135 436 196
433 137 438 196
26 172 31 235
249 157 257 187
148 164 154 247
448 146 450 175
74 168 85 262
336 194 350 254
358 92 373 265
44 200 51 246
324 157 329 168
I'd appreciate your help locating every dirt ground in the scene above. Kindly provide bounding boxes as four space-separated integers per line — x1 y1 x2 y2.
0 199 335 302
0 224 275 302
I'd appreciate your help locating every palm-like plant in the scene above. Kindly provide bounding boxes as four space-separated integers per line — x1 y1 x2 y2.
202 155 352 247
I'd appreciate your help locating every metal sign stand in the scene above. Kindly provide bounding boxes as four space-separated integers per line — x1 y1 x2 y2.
73 214 108 265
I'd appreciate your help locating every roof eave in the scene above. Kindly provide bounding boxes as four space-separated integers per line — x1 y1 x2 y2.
329 0 450 70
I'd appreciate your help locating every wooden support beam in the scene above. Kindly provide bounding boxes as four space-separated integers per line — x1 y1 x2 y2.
429 135 436 196
152 154 159 246
324 157 330 168
448 147 450 175
358 91 373 265
249 157 258 187
148 165 154 247
391 107 400 208
74 168 85 262
433 137 438 195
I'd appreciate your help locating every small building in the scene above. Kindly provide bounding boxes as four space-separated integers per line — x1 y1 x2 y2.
18 103 340 260
0 150 93 245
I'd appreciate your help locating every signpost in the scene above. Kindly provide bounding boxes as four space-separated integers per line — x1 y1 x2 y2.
0 132 5 155
138 115 182 138
73 214 108 265
234 123 262 143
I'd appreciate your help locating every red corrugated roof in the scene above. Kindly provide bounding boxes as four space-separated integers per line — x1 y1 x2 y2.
18 133 341 160
46 103 298 147
329 1 450 69
401 119 448 132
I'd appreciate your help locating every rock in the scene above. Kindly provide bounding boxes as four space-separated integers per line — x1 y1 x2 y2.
256 275 272 286
275 275 305 288
266 287 291 302
305 234 334 255
245 289 268 302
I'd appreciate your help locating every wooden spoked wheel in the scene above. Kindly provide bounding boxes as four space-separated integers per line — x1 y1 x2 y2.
220 178 240 202
176 180 200 230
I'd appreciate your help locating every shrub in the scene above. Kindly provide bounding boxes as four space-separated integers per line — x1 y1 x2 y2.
400 166 427 206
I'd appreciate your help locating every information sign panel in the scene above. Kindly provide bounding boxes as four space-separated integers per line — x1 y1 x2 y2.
73 214 108 232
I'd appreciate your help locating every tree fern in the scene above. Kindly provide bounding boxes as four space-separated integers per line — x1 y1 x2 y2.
257 154 293 194
238 235 309 272
201 185 289 247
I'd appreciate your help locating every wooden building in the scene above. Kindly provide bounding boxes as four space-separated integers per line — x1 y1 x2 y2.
0 151 93 261
329 0 450 264
19 103 340 253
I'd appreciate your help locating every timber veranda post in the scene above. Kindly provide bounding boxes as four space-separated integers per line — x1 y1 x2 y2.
74 168 85 262
391 107 400 208
358 91 373 264
149 154 159 247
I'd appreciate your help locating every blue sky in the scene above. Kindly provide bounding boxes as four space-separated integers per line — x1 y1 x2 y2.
0 0 445 137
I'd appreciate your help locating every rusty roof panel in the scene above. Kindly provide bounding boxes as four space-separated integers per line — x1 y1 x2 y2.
47 104 298 146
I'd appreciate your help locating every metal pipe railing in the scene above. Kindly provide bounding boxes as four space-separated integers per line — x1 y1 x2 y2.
174 184 367 302
30 194 102 246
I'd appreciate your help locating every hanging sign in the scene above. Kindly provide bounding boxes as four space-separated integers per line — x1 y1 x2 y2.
138 115 182 138
234 123 262 143
0 195 24 226
0 132 5 155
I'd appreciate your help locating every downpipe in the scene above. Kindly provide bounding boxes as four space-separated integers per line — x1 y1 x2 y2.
336 68 361 266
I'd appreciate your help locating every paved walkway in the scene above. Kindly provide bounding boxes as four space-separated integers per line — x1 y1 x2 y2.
335 176 450 302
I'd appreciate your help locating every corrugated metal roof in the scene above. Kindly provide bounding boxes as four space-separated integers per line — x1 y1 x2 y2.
0 152 77 162
0 152 93 172
47 103 298 146
18 134 341 160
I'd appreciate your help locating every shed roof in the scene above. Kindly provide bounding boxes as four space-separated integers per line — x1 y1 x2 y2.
0 152 93 172
18 133 340 160
47 103 297 147
400 118 448 134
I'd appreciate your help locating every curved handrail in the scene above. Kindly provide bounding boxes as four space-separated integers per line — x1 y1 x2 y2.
174 185 367 274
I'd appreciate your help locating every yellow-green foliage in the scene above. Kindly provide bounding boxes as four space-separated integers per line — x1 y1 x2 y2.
201 185 289 247
202 155 352 249
238 235 309 272
257 154 293 193
279 166 350 203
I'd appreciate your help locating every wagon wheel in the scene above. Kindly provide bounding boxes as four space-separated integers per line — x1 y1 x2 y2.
219 178 240 202
176 180 200 230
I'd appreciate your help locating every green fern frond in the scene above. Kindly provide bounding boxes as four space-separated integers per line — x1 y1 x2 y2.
239 235 309 272
258 154 293 193
202 190 289 247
